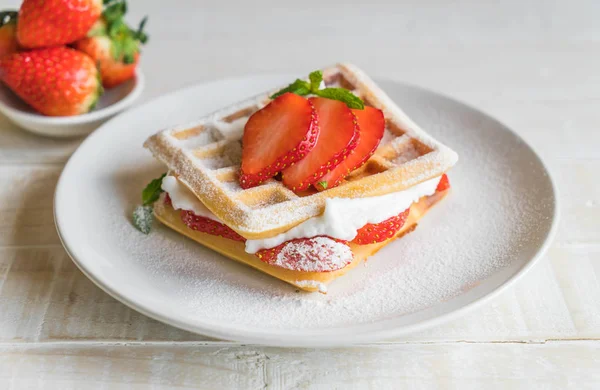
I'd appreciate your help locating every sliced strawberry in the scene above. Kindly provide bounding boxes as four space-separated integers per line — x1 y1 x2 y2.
282 97 359 191
181 210 246 242
352 208 410 245
315 106 384 190
256 236 353 272
240 92 319 188
164 193 172 206
436 174 450 192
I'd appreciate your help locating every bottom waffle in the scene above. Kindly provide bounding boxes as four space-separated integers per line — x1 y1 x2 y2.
153 189 449 293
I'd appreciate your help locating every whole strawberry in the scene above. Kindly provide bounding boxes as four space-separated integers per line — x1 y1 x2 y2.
0 11 19 58
0 47 103 116
17 0 102 48
73 17 148 88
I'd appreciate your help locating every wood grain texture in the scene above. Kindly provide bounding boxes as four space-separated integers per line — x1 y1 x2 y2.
0 342 599 389
0 246 598 344
0 166 62 248
0 0 599 386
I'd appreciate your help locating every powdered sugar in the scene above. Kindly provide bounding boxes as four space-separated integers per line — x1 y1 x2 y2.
209 117 246 141
58 77 556 336
294 280 328 294
270 237 353 272
144 64 459 237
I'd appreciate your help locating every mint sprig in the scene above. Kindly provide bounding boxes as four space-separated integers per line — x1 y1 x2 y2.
270 79 311 99
134 173 166 234
142 173 166 205
309 70 323 91
133 205 154 234
270 70 365 110
315 88 364 109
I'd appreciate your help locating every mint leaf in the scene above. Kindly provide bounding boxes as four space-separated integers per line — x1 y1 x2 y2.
270 79 311 99
133 205 154 234
270 71 364 109
317 181 328 189
142 173 166 205
309 70 323 92
314 88 365 109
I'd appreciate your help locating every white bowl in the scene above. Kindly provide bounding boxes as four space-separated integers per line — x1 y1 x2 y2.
0 70 144 138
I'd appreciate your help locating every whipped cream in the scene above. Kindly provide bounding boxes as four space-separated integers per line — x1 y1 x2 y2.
161 175 220 221
245 176 441 253
162 174 441 254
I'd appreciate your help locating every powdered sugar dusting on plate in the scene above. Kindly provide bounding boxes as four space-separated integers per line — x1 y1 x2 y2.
58 79 556 336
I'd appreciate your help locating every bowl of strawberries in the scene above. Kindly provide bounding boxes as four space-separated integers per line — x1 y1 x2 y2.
0 0 147 137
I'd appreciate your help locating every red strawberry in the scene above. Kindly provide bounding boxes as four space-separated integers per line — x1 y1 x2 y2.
240 92 319 188
315 106 384 190
352 208 410 245
0 11 19 58
181 210 246 242
73 17 148 88
0 47 103 116
436 174 450 192
256 236 353 272
282 97 359 191
16 0 102 48
164 193 172 206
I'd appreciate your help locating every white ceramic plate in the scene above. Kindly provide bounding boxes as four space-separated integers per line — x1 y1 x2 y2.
0 71 144 138
54 75 558 347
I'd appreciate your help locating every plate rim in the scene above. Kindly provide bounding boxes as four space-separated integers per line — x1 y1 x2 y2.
54 74 560 347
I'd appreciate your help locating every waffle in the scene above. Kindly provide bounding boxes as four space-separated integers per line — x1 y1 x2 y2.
145 63 458 240
154 189 448 292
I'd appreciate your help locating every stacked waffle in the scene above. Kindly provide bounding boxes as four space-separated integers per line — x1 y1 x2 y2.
144 63 458 293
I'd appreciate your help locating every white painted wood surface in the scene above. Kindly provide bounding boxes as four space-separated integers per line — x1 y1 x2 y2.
1 0 599 387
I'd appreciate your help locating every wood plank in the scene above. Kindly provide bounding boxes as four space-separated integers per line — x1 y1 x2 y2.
0 248 207 343
0 166 62 247
1 245 598 344
554 161 600 245
0 341 598 389
1 45 599 164
0 116 82 165
0 155 594 253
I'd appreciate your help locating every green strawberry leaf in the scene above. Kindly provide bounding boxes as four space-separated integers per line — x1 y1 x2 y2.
135 17 149 44
133 205 154 234
317 181 328 189
142 173 166 205
103 0 128 23
314 88 365 109
270 79 311 99
309 70 323 92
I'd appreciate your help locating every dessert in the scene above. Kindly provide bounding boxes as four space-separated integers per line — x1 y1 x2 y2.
141 63 458 293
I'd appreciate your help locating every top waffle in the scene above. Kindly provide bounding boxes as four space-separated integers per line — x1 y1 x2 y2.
144 63 458 240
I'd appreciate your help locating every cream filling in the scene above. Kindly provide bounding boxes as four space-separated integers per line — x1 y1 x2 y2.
162 175 441 254
245 176 441 253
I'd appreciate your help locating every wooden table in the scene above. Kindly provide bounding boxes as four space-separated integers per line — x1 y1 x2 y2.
1 0 599 387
